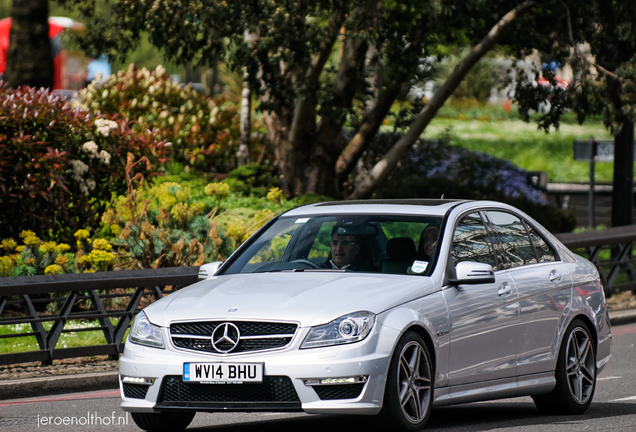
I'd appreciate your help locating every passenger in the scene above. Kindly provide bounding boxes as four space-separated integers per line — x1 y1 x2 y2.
416 225 440 262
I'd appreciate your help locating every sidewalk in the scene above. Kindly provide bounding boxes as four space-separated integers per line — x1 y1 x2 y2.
1 309 635 401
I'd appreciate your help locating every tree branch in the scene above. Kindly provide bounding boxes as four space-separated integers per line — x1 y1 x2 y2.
289 11 346 148
559 0 627 84
348 0 537 199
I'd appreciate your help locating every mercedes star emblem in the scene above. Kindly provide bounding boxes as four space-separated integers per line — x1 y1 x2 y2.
211 322 240 353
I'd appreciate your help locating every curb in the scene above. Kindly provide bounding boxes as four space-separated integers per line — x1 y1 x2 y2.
0 311 634 402
609 309 636 327
0 371 119 401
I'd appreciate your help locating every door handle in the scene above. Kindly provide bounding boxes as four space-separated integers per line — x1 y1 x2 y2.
497 282 512 297
549 270 562 283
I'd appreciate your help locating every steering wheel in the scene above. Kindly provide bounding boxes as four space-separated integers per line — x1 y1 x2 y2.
288 259 320 269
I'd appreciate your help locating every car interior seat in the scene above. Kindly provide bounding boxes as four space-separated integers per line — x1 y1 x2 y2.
382 237 417 274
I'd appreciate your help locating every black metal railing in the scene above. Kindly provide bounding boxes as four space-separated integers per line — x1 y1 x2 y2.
555 224 636 298
0 267 198 366
1 225 636 366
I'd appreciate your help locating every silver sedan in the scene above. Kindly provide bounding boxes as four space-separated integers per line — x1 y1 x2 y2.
119 199 612 432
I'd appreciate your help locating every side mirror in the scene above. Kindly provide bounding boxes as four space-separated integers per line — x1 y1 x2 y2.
198 261 223 280
449 262 495 285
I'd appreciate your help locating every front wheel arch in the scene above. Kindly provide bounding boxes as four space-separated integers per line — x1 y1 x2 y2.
376 330 435 431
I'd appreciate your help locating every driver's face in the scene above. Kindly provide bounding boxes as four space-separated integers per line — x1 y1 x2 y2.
330 234 360 268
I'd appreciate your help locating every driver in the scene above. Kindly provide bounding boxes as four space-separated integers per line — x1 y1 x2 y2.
324 232 361 269
321 226 378 271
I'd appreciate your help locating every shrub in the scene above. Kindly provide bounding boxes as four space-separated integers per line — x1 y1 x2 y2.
100 155 295 269
355 130 576 233
79 64 247 174
0 83 171 243
222 163 282 196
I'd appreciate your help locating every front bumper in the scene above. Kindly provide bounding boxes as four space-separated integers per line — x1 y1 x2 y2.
119 324 397 415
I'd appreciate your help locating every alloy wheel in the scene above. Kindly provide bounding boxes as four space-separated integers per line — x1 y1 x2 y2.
565 327 595 405
397 340 432 424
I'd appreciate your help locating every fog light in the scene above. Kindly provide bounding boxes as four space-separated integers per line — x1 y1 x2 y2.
121 375 156 385
303 376 368 386
320 377 356 385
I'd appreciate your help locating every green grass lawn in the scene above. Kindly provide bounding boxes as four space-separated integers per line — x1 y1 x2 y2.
423 113 620 184
0 319 128 355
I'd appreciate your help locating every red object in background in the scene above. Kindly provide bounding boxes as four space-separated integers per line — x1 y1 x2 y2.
0 16 86 90
537 75 570 90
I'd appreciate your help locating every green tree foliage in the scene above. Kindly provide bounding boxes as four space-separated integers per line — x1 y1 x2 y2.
510 1 636 226
56 0 547 199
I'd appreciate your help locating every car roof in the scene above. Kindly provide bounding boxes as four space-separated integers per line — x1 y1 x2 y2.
282 199 470 218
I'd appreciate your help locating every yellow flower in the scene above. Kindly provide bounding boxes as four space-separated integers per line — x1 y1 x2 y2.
204 182 230 200
16 245 25 253
39 241 57 254
101 208 116 225
266 187 284 205
86 249 115 271
171 202 191 224
19 230 36 239
56 243 71 253
74 229 91 241
152 182 191 209
23 235 41 247
253 209 274 230
44 264 63 275
1 238 17 251
191 202 205 215
55 255 70 266
92 239 113 251
25 258 35 266
0 256 13 273
226 220 247 246
110 224 121 235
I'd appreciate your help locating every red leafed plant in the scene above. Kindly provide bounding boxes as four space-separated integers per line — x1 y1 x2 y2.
0 82 171 243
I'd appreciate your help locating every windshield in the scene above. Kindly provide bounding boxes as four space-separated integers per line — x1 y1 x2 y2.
223 214 443 276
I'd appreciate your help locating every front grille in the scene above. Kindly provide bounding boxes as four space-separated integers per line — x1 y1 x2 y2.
313 383 365 400
170 321 297 354
156 375 301 411
123 383 150 399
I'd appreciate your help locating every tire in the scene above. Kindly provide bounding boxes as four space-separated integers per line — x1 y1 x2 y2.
131 411 195 432
377 331 434 431
533 318 596 415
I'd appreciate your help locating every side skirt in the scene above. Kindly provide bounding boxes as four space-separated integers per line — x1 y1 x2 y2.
432 372 556 407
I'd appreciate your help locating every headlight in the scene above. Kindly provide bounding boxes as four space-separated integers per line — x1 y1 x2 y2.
128 312 165 349
301 311 375 349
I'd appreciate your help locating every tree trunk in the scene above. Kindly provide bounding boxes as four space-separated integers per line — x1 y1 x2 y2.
237 66 251 166
347 0 536 199
201 59 218 97
611 120 635 227
4 0 53 89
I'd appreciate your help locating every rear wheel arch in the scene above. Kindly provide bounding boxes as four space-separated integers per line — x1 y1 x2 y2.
562 314 598 353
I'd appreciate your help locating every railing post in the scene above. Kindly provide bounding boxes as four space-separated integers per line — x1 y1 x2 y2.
46 292 78 360
19 294 51 365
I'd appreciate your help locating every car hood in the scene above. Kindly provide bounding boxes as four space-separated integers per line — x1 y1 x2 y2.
143 272 435 328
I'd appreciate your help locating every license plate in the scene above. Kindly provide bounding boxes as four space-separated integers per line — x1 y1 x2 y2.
183 362 263 383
